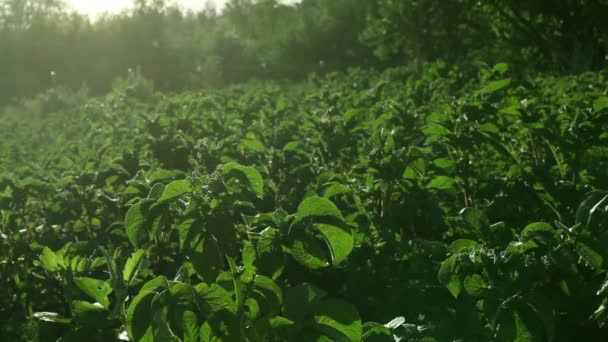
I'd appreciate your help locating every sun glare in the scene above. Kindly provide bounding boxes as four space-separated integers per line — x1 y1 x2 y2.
66 0 227 18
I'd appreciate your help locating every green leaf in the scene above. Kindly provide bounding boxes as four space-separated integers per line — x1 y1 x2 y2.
253 275 283 312
447 239 478 253
123 249 146 285
74 277 112 309
199 322 216 342
323 183 350 198
183 310 199 342
223 162 264 199
521 222 555 244
514 310 534 342
594 96 608 112
190 236 223 282
267 316 294 328
126 292 155 341
506 241 538 255
256 227 284 279
296 196 344 222
158 179 192 203
463 274 487 297
33 312 72 324
147 183 166 200
575 191 608 228
284 284 326 322
480 78 511 94
140 276 170 293
527 294 556 342
313 299 362 342
422 123 451 137
291 231 330 269
438 255 461 298
427 176 456 190
39 247 64 272
125 201 148 248
314 223 353 265
72 301 106 315
575 238 604 269
194 283 236 314
241 139 266 153
361 322 392 340
433 158 456 170
283 141 301 152
479 123 500 134
492 63 509 74
460 208 489 233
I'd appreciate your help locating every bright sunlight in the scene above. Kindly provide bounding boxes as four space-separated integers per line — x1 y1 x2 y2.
66 0 225 17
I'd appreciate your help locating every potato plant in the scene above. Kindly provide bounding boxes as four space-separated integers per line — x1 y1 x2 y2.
1 63 608 341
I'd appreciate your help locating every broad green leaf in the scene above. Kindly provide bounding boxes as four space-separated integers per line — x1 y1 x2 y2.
361 322 392 340
253 275 282 312
40 247 64 272
123 249 146 285
267 316 294 328
223 162 264 199
177 217 198 250
183 310 199 342
314 223 353 265
575 238 604 269
284 284 326 322
480 78 511 94
422 123 451 137
460 208 489 233
433 158 456 170
463 274 487 297
323 183 350 198
313 299 362 342
125 201 148 248
194 283 236 314
492 63 509 74
199 322 216 342
150 291 179 341
73 277 112 309
506 241 539 255
126 292 155 341
521 222 555 244
141 276 170 293
448 239 478 253
241 139 266 153
147 183 166 200
257 228 284 279
158 179 192 203
514 310 534 342
191 236 223 282
427 176 456 190
296 196 344 222
594 96 608 112
291 232 330 269
171 282 196 309
438 255 461 298
283 141 301 152
527 294 556 342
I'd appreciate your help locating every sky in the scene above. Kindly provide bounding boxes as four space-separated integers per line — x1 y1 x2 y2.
66 0 298 18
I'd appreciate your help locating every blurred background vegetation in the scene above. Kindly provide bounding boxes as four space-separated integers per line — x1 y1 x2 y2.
1 0 607 107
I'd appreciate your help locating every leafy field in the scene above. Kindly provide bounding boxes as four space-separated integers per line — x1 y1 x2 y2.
2 63 608 341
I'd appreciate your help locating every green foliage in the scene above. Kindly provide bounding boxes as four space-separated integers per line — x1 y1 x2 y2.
3 61 608 342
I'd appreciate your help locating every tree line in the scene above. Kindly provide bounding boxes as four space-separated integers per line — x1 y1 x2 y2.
1 0 607 106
